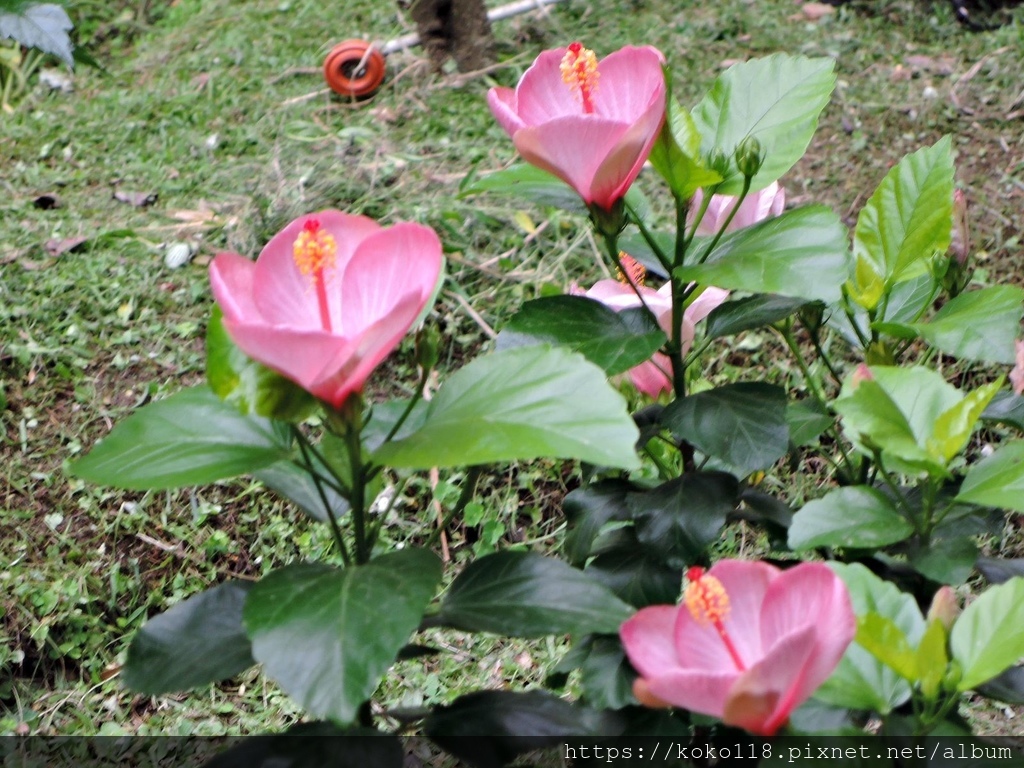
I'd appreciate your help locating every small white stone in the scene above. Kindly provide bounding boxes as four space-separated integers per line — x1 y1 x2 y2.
164 242 194 269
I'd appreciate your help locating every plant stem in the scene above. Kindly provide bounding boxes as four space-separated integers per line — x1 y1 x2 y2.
776 321 828 409
426 465 483 548
694 176 752 265
625 199 672 275
384 365 431 444
292 425 351 566
342 414 370 564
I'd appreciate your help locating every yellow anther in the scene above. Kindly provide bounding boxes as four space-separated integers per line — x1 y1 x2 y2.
617 253 646 288
292 219 337 277
684 567 731 626
559 42 599 113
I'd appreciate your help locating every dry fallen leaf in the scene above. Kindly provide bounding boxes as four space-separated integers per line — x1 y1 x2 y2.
45 236 88 256
113 190 158 207
801 2 835 20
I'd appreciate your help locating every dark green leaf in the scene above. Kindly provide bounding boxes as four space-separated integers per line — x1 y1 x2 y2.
619 231 673 279
854 137 954 285
123 582 254 695
705 294 811 339
628 472 739 568
563 480 634 567
497 296 666 376
71 386 291 489
908 536 977 586
424 691 622 768
362 398 429 453
586 532 684 608
438 551 633 637
206 307 316 421
977 666 1024 705
692 54 836 194
580 636 637 710
732 487 794 538
951 578 1024 691
981 391 1024 432
0 3 73 67
789 486 913 550
787 398 834 448
976 557 1024 585
243 549 441 725
678 206 850 304
374 346 640 470
662 383 788 476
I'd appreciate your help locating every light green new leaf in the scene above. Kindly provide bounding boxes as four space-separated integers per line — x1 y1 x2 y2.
649 97 722 199
856 612 919 682
243 550 441 725
912 287 1024 365
956 441 1024 513
854 136 954 285
374 346 640 470
692 54 836 194
678 206 849 304
950 578 1024 691
818 563 925 713
789 486 912 550
927 380 1002 463
71 386 291 489
917 620 949 700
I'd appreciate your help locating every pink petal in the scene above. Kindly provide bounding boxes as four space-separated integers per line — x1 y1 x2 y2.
759 563 856 706
590 46 666 121
644 668 737 717
487 87 526 137
723 623 818 736
685 286 730 324
629 355 672 397
620 605 682 680
584 278 642 310
340 223 443 336
513 116 631 206
311 291 429 407
587 91 665 210
252 211 381 329
514 48 590 125
210 252 260 323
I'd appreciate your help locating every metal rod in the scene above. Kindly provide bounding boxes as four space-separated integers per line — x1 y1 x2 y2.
379 0 568 56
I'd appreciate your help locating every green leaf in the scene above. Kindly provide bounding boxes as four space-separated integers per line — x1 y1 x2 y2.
916 619 950 701
649 96 723 199
497 296 666 376
254 458 349 525
206 307 316 421
976 557 1024 585
855 612 920 681
909 536 978 586
977 666 1024 705
951 578 1024 691
628 472 739 568
373 346 640 470
123 582 254 695
662 383 788 476
853 136 955 285
911 287 1024 365
692 54 836 194
678 206 850 304
437 551 634 637
817 563 924 713
71 386 291 490
0 3 73 67
789 486 913 550
460 163 585 212
243 549 441 725
787 398 834 448
586 534 684 608
705 294 811 339
579 636 637 710
562 480 633 567
956 440 1024 513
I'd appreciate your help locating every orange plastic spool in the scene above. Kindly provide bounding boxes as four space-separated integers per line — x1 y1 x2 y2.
323 40 386 98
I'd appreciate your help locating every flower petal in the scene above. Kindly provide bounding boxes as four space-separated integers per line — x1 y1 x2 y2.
685 286 730 324
514 48 589 125
587 89 665 209
591 46 666 121
644 668 737 717
210 252 260 323
620 605 682 679
487 86 526 137
629 355 672 397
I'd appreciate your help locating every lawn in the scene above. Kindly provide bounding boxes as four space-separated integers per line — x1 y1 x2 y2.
2 0 1023 738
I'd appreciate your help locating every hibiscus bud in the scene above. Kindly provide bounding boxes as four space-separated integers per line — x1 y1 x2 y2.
1010 340 1024 396
415 326 441 372
850 363 873 390
799 302 826 334
734 136 764 179
926 586 960 633
588 198 627 239
949 189 969 266
706 147 730 178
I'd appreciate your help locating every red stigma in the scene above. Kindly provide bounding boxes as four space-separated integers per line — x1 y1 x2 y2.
687 566 706 582
303 218 321 233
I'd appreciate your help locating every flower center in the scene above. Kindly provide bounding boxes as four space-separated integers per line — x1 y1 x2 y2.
292 218 337 332
616 252 646 288
685 567 747 671
560 42 599 114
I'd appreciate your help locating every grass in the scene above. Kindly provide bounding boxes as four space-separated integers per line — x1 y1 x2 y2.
2 0 1023 738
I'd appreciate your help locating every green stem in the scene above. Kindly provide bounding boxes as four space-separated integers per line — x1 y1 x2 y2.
669 275 688 398
776 321 828 409
342 416 370 564
805 322 844 387
683 188 715 252
426 466 484 548
292 426 351 566
871 449 916 524
695 176 752 265
625 199 673 275
383 366 430 444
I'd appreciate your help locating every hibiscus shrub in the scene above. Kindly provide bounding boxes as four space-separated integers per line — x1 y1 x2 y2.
71 42 1024 760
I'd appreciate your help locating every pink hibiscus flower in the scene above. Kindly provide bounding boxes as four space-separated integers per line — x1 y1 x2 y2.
690 181 786 236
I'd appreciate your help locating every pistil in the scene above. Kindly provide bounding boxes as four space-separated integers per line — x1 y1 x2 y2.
292 218 338 332
684 566 747 671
